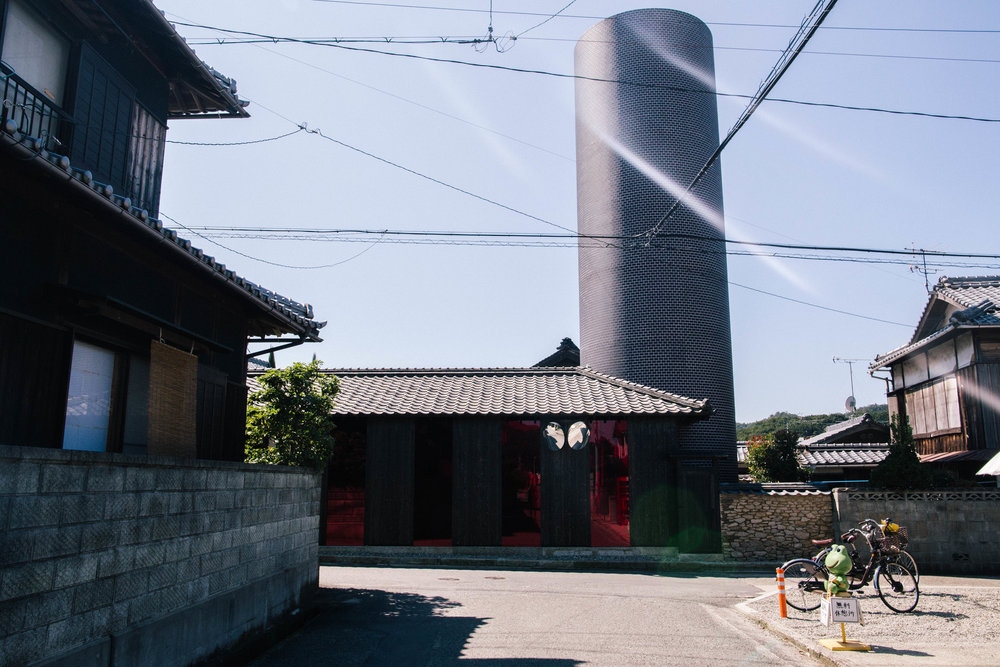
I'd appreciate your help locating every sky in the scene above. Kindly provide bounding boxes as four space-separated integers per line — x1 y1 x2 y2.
153 0 1000 423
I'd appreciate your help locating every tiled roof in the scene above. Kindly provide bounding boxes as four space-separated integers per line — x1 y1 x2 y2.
798 446 889 466
721 483 831 496
265 367 711 417
736 442 888 467
934 276 1000 312
872 276 1000 370
920 449 999 464
533 338 581 368
798 413 889 447
0 127 324 341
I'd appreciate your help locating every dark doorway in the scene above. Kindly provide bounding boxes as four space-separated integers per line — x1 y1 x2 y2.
326 420 366 545
413 418 453 546
590 420 630 547
501 420 541 546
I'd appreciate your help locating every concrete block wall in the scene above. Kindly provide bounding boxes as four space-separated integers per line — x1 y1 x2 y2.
720 489 833 562
832 488 1000 574
0 445 321 666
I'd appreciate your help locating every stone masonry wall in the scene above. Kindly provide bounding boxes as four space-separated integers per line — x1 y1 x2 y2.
0 445 321 666
833 488 1000 574
721 491 833 562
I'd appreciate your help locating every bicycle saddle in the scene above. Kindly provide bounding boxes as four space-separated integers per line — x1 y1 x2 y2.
811 538 834 546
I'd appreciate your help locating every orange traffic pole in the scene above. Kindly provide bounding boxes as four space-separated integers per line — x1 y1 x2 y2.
776 567 788 618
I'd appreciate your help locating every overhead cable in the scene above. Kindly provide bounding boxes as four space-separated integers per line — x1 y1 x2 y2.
309 1 1000 33
170 21 1000 124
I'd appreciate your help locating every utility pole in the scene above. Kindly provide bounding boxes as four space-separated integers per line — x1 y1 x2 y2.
832 357 867 413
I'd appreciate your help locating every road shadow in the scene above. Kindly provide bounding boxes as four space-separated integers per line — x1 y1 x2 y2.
249 587 580 666
867 646 933 657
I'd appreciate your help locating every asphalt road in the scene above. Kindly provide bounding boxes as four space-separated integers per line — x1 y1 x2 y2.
247 566 820 666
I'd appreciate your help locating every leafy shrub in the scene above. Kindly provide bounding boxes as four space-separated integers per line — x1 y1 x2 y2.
746 429 810 482
245 360 339 470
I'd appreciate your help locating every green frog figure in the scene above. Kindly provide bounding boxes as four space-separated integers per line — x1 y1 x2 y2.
824 544 853 596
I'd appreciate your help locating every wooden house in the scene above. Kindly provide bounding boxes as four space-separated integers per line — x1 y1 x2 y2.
0 0 323 460
870 276 1000 476
271 367 725 553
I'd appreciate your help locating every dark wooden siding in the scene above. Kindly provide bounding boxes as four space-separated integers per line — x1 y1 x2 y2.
0 312 72 447
960 362 1000 451
452 418 502 546
365 418 415 545
196 365 228 460
676 466 720 553
223 382 248 462
70 43 135 195
540 423 590 547
628 418 677 546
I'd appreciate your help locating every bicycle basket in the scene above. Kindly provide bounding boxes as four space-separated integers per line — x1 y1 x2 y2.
878 526 907 555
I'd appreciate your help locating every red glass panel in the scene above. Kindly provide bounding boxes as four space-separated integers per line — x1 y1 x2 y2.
325 421 366 545
502 420 541 546
590 419 630 547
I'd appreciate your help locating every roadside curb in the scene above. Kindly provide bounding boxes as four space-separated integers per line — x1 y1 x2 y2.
319 550 781 574
735 602 841 667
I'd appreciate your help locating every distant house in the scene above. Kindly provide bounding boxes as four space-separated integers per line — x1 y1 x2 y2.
799 413 890 446
0 0 322 460
870 276 1000 477
735 413 890 482
267 366 724 552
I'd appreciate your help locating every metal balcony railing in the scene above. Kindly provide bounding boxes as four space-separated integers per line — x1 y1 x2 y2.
1 62 72 152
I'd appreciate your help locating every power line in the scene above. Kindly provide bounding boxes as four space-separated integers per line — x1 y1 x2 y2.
166 127 304 146
174 226 1000 262
160 213 387 269
250 45 572 161
516 0 579 38
642 0 840 243
308 1 1000 34
185 35 1000 66
169 20 1000 124
297 122 575 234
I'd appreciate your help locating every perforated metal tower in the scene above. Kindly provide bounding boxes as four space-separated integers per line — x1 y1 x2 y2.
575 9 737 484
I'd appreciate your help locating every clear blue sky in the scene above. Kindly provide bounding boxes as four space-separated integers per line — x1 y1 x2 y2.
155 0 1000 422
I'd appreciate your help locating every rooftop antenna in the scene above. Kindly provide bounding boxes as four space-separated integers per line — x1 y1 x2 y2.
833 357 867 413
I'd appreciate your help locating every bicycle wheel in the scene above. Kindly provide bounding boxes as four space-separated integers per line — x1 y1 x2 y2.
875 562 919 612
781 559 825 611
889 549 919 582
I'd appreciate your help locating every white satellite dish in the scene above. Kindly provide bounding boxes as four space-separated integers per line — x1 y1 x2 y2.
845 395 857 413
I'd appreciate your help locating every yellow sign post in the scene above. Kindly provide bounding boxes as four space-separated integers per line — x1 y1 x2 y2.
818 595 871 651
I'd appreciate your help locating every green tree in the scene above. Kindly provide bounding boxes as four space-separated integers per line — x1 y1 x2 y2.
869 414 932 489
746 429 810 482
736 404 889 440
245 360 339 470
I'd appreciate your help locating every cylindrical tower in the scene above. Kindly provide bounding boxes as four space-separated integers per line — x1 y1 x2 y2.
575 9 736 483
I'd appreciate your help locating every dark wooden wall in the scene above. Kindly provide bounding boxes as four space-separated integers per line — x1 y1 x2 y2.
540 423 590 547
0 159 262 459
960 363 1000 452
676 465 721 553
365 418 415 545
628 418 678 546
452 419 502 546
0 312 72 447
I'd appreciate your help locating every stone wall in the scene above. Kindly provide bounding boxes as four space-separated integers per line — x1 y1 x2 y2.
832 488 1000 574
720 487 833 563
0 445 321 666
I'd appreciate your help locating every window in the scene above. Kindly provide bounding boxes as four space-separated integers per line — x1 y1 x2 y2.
63 341 116 451
1 0 70 105
62 340 149 453
905 377 960 436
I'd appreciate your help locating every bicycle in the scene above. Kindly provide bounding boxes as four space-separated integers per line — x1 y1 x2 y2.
781 519 920 613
